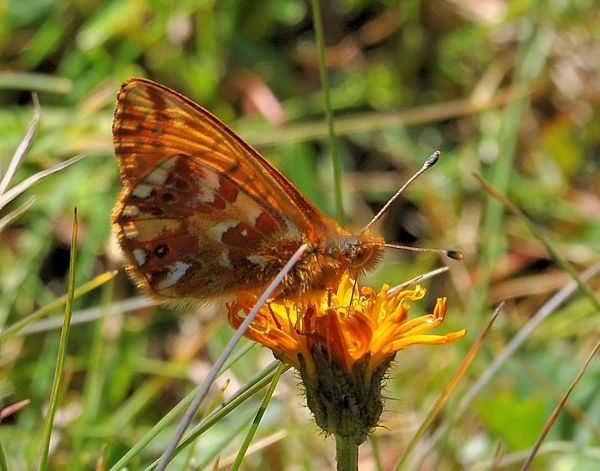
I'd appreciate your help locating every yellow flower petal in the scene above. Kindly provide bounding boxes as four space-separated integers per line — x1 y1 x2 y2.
228 274 465 376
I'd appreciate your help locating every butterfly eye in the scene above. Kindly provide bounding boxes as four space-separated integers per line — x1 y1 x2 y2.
347 246 372 269
343 233 385 272
349 250 367 267
341 238 375 270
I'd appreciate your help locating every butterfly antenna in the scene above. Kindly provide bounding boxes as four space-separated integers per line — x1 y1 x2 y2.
364 150 440 231
383 243 464 260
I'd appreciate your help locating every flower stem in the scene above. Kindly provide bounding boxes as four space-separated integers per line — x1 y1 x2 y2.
335 435 359 471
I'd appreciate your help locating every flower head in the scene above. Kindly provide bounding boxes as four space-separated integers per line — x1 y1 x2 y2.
228 272 465 444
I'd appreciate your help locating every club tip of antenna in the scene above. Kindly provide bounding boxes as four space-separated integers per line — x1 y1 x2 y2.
425 150 441 168
446 249 464 261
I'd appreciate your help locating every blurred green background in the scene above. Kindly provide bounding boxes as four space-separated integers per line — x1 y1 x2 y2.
2 0 600 469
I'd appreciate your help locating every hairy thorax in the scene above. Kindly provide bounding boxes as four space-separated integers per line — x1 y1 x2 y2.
271 229 385 296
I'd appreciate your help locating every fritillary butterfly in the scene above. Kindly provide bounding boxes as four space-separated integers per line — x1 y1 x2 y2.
112 78 384 303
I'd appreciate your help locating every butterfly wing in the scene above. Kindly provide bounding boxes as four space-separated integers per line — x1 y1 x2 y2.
112 78 341 301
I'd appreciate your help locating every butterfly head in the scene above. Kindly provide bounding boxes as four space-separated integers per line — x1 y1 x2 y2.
339 230 385 274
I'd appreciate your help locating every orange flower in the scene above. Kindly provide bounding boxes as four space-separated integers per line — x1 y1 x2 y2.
229 272 464 375
228 272 465 444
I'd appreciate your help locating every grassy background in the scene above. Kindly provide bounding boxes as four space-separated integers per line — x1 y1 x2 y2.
2 0 600 469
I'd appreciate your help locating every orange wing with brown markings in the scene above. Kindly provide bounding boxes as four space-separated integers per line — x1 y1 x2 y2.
112 78 358 302
113 78 329 235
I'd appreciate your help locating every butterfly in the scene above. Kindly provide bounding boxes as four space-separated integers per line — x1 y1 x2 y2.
112 77 385 304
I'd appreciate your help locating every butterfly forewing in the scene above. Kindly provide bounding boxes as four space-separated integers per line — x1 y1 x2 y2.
113 79 324 233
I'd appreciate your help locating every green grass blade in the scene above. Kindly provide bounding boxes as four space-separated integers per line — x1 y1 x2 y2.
416 262 600 468
309 0 344 223
394 305 501 470
0 154 86 211
37 208 78 470
141 362 288 471
21 296 153 335
520 340 600 470
467 6 558 320
230 362 286 471
68 279 114 469
1 271 117 340
104 341 254 432
110 361 282 471
0 441 7 471
153 245 307 470
0 72 72 94
0 196 35 233
475 174 600 311
0 96 40 196
247 85 531 147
